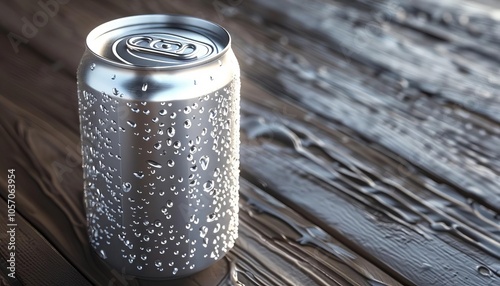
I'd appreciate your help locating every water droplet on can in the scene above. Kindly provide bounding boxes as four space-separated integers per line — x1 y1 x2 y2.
207 213 216 222
154 142 162 150
167 127 175 137
134 171 144 179
147 160 162 168
200 156 210 170
99 249 107 259
203 180 214 192
167 160 175 167
127 120 136 128
122 182 132 192
200 226 208 238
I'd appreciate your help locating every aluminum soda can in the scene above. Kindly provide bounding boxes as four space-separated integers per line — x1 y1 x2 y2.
77 15 240 279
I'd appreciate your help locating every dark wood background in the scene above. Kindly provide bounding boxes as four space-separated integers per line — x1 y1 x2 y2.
0 0 499 285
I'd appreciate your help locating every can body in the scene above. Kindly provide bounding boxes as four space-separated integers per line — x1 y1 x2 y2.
77 15 239 278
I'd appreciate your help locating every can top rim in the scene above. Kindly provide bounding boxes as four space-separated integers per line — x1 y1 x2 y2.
86 14 231 69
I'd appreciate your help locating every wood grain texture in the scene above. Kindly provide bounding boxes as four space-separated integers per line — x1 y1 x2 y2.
0 0 499 285
0 199 91 286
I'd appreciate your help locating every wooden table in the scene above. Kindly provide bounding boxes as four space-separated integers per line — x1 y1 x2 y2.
0 0 499 285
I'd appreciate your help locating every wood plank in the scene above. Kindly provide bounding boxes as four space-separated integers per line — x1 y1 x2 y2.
237 84 499 285
0 199 92 286
236 178 402 285
231 0 500 214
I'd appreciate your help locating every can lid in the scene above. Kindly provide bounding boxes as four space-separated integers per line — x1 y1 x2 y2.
86 15 230 68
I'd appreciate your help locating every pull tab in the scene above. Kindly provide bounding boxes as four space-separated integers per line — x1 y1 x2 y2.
126 35 210 60
112 33 216 66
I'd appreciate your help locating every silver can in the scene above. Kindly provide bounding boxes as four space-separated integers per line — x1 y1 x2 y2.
77 15 240 279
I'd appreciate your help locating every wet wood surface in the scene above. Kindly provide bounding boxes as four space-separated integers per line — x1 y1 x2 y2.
0 0 499 285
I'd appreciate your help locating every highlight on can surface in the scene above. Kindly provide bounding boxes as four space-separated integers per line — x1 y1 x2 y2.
77 14 240 279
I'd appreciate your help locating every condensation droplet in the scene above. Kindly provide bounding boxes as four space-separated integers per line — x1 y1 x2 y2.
147 160 162 169
134 171 144 179
200 226 208 238
200 156 210 170
209 109 217 120
154 142 162 150
207 213 216 222
213 167 220 177
155 260 162 267
99 249 107 259
142 83 148 91
122 182 132 192
203 180 214 193
166 200 173 208
173 267 178 275
159 109 167 116
213 223 221 233
173 141 181 149
167 127 175 137
184 119 192 128
112 88 119 95
127 120 136 128
90 63 96 70
167 160 175 167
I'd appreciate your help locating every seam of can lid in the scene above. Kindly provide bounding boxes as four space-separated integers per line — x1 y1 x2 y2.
85 14 231 70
